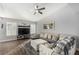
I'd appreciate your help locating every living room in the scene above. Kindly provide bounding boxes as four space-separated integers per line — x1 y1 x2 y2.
0 3 79 55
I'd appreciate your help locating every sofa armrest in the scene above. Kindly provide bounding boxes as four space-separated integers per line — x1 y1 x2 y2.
30 34 40 39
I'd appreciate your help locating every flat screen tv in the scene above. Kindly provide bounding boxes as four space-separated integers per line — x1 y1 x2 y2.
18 28 30 35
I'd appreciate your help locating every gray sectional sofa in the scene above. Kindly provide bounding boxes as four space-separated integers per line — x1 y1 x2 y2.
31 32 76 55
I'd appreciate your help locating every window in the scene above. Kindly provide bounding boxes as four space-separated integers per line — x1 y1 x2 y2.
30 24 36 34
6 22 17 36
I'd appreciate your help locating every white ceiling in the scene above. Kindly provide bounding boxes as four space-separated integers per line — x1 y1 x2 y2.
0 3 68 22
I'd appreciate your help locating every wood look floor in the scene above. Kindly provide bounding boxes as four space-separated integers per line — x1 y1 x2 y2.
0 39 27 55
0 39 78 55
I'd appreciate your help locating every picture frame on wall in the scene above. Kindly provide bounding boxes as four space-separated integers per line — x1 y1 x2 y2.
43 20 55 29
49 23 53 29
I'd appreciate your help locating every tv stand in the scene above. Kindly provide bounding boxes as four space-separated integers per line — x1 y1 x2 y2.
17 34 30 39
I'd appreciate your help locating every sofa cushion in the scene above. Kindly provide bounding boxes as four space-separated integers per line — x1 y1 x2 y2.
59 34 68 40
57 40 67 50
52 34 59 41
43 33 48 39
47 34 52 40
40 33 44 38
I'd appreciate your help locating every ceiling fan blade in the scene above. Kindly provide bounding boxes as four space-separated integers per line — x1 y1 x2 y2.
33 12 36 15
38 7 45 10
35 5 38 9
38 11 43 14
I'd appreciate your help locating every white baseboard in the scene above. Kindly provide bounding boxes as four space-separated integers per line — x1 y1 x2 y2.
0 39 16 42
0 36 17 42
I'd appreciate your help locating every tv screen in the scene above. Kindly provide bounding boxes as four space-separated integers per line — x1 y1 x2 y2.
18 28 30 35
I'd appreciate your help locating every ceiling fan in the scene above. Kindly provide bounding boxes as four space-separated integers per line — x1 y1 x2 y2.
33 5 45 15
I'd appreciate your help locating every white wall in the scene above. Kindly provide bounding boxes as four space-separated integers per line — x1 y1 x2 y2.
0 20 6 40
0 17 35 42
37 4 79 35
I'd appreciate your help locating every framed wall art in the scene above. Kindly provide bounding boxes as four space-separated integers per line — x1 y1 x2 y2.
43 20 55 29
